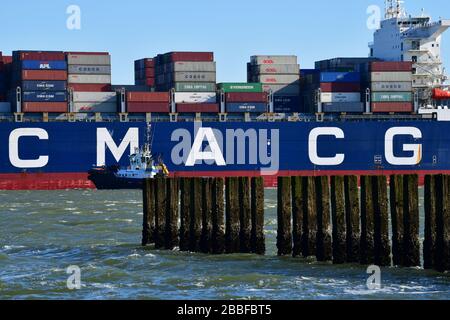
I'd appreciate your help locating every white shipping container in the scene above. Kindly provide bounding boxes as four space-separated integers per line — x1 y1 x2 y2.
370 72 412 82
68 74 112 84
73 92 117 103
371 81 412 92
174 92 217 104
73 102 117 113
251 55 298 65
67 54 111 66
253 64 300 75
258 74 300 84
0 102 11 113
320 92 361 103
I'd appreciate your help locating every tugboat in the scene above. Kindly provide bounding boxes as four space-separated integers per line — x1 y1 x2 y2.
88 124 169 190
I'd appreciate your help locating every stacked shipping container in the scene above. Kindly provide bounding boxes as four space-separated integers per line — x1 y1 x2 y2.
368 62 413 113
218 83 268 113
12 51 68 113
134 58 155 88
247 55 300 112
67 52 116 113
0 53 12 112
319 72 364 113
126 92 170 113
155 52 218 113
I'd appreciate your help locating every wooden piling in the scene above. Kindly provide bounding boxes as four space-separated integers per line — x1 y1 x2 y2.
331 176 346 264
212 178 225 254
277 177 292 256
424 175 437 269
154 177 167 249
390 175 404 266
179 178 191 252
315 176 332 262
251 177 265 255
189 177 202 252
291 176 304 258
142 179 155 246
301 176 317 258
344 175 360 263
435 174 450 272
239 177 252 253
372 176 391 267
360 175 375 265
403 174 420 267
225 177 240 253
165 178 180 250
200 178 213 254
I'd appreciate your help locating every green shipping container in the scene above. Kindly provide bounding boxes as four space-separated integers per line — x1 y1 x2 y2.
218 83 263 93
371 92 412 102
174 82 217 92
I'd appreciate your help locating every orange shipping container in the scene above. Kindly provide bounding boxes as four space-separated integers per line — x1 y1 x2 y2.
21 102 68 113
22 70 68 81
126 92 170 103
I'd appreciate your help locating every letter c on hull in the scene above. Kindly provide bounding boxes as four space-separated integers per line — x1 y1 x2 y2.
309 127 345 166
9 128 49 168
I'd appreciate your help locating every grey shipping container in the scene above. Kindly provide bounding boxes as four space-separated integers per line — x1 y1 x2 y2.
67 54 111 66
251 64 300 75
68 74 112 84
322 102 365 113
263 84 300 95
68 65 112 75
73 102 117 113
165 62 216 73
370 72 412 82
250 55 298 65
174 82 217 92
73 92 117 103
370 81 413 92
169 72 216 83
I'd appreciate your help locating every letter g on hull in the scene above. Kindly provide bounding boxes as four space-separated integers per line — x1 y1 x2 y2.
385 127 422 166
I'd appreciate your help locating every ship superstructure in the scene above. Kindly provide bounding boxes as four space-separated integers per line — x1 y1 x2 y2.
370 0 450 105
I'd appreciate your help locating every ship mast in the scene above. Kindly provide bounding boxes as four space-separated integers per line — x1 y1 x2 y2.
385 0 406 19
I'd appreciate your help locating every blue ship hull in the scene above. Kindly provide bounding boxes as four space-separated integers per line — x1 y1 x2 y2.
0 121 449 189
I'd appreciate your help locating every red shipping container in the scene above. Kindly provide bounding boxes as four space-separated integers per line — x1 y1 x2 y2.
22 70 67 81
3 56 12 64
168 52 214 62
127 92 170 103
22 102 68 113
320 82 361 92
370 62 413 72
226 92 268 103
176 103 219 113
68 84 112 92
371 102 413 113
16 51 66 61
127 102 170 113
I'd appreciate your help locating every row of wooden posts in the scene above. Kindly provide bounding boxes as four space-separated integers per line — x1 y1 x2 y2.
142 175 449 273
142 177 265 255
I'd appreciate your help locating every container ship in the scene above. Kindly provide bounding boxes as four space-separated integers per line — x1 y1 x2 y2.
0 0 449 190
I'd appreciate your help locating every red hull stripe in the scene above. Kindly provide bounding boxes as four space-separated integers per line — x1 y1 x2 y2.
2 170 450 190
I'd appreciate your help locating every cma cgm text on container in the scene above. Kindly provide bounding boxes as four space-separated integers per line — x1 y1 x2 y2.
0 122 449 186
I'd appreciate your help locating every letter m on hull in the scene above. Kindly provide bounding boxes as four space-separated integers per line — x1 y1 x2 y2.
96 128 139 166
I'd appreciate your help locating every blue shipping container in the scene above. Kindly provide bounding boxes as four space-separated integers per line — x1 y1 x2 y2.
22 91 67 102
320 72 360 83
226 102 267 113
21 60 67 71
22 81 67 92
274 95 301 113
